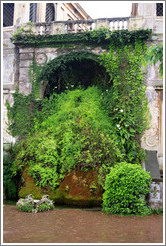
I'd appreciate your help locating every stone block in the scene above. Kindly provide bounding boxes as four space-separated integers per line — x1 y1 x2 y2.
3 29 14 40
148 181 163 209
35 47 58 53
51 23 66 34
3 41 15 49
95 19 110 29
3 54 14 84
19 48 35 53
19 82 32 95
20 53 34 60
19 68 29 82
45 52 58 61
20 60 32 68
35 53 48 65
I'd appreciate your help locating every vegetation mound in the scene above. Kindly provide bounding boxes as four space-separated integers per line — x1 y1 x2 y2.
13 87 121 199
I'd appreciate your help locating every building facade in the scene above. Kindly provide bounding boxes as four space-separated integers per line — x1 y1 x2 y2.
3 2 91 27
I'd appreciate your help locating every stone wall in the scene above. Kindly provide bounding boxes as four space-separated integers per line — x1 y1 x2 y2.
18 45 107 97
3 27 18 145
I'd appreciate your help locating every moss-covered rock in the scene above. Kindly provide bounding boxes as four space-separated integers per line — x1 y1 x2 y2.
19 166 103 207
18 166 47 199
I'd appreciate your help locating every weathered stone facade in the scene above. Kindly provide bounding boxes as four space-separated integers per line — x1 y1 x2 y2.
3 3 163 173
148 179 163 209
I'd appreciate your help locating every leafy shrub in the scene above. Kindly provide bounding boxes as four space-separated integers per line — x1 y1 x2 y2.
38 201 54 212
102 162 152 216
17 200 34 212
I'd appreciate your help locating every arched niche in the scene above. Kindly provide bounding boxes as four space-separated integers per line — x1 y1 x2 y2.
38 51 111 98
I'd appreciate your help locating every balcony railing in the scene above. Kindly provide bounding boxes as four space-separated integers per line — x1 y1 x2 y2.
26 17 129 35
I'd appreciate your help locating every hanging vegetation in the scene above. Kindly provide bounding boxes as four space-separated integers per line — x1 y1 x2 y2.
99 41 151 163
11 26 152 48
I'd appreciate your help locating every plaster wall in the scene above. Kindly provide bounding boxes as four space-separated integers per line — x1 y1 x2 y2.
14 3 30 26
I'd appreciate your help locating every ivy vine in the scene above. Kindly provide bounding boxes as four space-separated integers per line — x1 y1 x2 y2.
11 26 152 49
99 41 151 163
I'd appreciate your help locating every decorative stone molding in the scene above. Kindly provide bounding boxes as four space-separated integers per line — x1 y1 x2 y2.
141 87 159 150
35 53 48 65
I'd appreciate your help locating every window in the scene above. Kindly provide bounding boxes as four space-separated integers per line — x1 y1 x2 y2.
156 3 163 16
29 3 37 22
3 3 14 27
45 3 55 22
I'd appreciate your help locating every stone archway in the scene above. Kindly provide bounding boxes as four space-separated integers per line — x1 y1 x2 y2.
38 50 111 98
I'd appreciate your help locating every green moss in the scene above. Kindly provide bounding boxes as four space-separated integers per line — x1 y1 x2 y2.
52 188 102 207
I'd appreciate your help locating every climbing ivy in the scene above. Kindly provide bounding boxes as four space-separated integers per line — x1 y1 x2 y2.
38 51 100 82
28 58 43 98
11 26 152 48
38 50 111 96
99 41 150 163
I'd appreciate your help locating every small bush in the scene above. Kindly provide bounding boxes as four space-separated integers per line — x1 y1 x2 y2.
102 162 152 216
17 200 34 212
38 201 54 212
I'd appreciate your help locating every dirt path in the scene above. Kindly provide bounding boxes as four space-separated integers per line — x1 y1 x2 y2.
3 205 163 243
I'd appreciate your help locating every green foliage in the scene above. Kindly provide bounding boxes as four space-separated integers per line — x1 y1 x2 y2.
38 201 54 212
102 162 152 216
89 181 98 195
99 41 150 163
6 51 110 138
152 208 163 215
6 89 34 137
17 201 34 212
146 43 163 78
12 22 33 41
3 145 20 200
39 51 100 82
11 26 151 49
28 58 42 98
12 87 122 190
39 50 110 97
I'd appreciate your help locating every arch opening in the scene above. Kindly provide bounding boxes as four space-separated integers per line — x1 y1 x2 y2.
40 51 111 98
